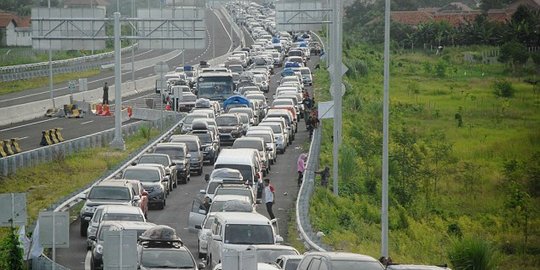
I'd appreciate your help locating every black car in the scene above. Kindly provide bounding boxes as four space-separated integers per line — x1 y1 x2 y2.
190 130 220 165
153 143 191 184
137 225 205 270
215 113 243 145
134 153 178 188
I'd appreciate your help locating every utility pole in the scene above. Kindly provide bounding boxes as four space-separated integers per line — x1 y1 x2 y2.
110 12 125 150
381 0 391 260
331 0 343 196
48 0 54 109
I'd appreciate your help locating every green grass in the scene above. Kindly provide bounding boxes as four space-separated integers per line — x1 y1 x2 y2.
0 69 100 96
0 48 111 66
0 127 159 234
311 45 540 269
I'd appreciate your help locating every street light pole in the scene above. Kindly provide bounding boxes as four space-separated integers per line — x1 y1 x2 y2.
331 0 343 196
381 0 391 260
48 0 54 109
110 12 125 150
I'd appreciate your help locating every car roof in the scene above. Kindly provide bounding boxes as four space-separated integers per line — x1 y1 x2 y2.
124 165 162 172
212 194 251 202
95 181 132 188
254 244 299 252
234 137 264 143
304 252 380 262
140 153 170 159
99 220 156 231
276 254 304 260
96 204 142 214
386 265 451 270
170 134 199 141
155 142 187 148
213 212 271 224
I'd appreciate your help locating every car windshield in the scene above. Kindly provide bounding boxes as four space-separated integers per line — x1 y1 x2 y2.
88 187 130 200
194 133 212 144
141 249 195 268
207 182 221 195
215 189 252 202
216 116 238 126
154 147 184 160
123 169 160 182
138 156 168 167
247 133 271 143
284 259 301 270
184 114 206 124
224 224 273 244
234 141 263 151
214 164 253 183
204 216 216 229
301 69 310 75
102 213 144 222
171 140 198 152
261 125 281 134
331 260 383 270
256 249 298 263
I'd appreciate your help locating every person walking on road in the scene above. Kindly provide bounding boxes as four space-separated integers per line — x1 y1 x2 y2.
263 179 275 220
102 82 109 105
297 153 307 187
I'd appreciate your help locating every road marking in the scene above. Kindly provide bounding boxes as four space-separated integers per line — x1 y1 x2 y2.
81 120 94 125
85 251 91 270
0 117 59 132
19 136 29 140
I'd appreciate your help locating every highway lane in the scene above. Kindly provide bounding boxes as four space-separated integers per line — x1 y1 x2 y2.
0 8 239 153
55 52 321 269
0 8 236 108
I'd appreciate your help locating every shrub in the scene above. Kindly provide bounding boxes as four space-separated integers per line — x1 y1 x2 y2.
448 237 499 270
492 80 515 98
435 60 447 78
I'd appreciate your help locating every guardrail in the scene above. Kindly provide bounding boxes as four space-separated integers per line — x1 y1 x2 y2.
0 44 137 82
0 115 180 176
296 127 330 251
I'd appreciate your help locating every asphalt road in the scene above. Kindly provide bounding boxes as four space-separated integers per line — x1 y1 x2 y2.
54 50 320 269
0 8 238 153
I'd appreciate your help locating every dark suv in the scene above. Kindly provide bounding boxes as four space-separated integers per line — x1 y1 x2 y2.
215 113 243 145
169 134 204 175
79 181 138 236
153 142 191 184
190 130 220 165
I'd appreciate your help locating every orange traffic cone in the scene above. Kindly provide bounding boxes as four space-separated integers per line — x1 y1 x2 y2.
95 104 103 115
100 104 112 116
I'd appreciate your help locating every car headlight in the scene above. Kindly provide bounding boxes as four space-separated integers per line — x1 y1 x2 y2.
96 244 103 254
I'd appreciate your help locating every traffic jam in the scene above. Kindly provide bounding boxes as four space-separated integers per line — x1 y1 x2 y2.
78 2 388 270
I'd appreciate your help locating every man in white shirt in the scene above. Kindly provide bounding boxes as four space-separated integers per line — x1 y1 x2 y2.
263 178 275 220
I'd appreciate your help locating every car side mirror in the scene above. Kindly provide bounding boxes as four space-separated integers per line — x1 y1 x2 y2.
256 199 262 204
197 262 206 269
133 195 141 202
131 162 137 166
195 224 202 230
266 146 272 151
200 189 206 194
187 154 192 158
212 234 222 241
204 174 210 182
198 209 207 215
171 162 176 166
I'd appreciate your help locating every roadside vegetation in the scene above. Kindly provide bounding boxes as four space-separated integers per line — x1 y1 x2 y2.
0 125 159 267
307 1 540 269
0 69 100 96
310 42 539 270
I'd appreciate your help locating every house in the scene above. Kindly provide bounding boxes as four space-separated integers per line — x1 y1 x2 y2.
391 0 540 27
0 12 31 47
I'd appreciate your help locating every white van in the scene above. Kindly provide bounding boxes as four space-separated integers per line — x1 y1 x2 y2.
206 212 283 268
214 149 262 186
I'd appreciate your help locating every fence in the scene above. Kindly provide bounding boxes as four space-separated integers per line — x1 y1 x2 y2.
0 44 137 82
0 115 181 177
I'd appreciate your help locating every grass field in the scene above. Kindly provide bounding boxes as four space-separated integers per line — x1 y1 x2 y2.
310 45 540 269
0 69 101 96
0 126 159 238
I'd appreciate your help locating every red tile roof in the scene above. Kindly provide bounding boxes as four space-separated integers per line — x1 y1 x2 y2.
391 11 434 26
0 12 17 28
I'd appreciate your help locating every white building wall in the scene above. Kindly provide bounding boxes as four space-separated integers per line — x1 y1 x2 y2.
6 21 32 46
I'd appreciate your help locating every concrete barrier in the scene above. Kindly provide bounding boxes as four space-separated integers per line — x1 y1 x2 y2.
131 107 180 121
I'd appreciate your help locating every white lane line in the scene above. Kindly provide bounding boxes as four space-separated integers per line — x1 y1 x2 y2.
85 251 91 270
19 136 29 140
213 8 234 53
81 120 94 125
0 117 59 132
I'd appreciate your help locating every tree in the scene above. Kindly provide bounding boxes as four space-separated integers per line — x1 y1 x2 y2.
480 0 513 11
499 41 529 71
